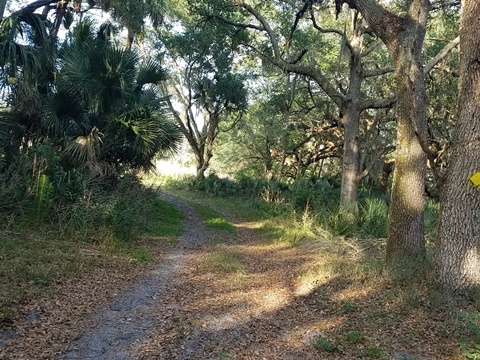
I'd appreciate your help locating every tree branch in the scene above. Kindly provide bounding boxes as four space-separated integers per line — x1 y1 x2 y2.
310 8 354 55
364 67 394 78
235 0 343 107
211 14 264 32
358 95 396 111
11 0 57 17
336 0 402 51
423 36 459 75
360 38 382 57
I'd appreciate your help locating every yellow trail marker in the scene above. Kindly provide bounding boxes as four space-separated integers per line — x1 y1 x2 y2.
469 172 480 187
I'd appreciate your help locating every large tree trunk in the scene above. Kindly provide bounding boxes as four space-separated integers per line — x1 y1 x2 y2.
339 15 363 211
264 142 273 180
387 43 428 260
437 0 480 293
340 107 361 210
339 0 430 261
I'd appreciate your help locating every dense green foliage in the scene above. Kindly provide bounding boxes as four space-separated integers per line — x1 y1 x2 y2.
164 174 439 241
0 13 181 236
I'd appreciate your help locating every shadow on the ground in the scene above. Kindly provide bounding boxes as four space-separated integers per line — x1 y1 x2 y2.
128 219 463 360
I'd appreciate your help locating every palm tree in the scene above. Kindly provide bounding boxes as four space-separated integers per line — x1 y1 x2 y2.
1 19 180 180
43 20 181 173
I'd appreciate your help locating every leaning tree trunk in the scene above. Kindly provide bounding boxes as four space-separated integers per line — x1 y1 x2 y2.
437 0 480 293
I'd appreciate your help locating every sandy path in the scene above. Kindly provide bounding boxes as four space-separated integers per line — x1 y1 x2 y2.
61 195 207 359
61 194 326 359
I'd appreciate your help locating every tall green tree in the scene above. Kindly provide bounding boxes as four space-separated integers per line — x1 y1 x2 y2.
159 18 248 177
336 0 460 261
336 0 431 261
201 0 396 211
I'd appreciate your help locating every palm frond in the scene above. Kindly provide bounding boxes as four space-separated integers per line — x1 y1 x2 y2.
43 90 85 136
136 58 168 89
70 19 95 46
97 21 117 42
109 104 181 170
65 126 103 166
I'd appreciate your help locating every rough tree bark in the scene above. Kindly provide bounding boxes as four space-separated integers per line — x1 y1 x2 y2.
437 0 480 293
338 0 430 261
339 19 363 209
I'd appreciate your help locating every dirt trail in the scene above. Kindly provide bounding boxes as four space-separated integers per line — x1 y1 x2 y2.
129 217 325 359
61 195 207 359
2 194 457 359
61 194 326 359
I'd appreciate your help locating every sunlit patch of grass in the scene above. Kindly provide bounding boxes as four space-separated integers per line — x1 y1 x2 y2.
296 261 333 296
161 187 266 221
129 249 154 264
199 247 245 274
204 217 236 232
188 202 236 233
259 222 285 240
259 217 316 245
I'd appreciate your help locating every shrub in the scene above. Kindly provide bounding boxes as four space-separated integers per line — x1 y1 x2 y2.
314 336 340 352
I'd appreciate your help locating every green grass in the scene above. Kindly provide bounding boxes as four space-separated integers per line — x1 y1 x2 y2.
129 249 154 263
345 331 366 344
0 232 98 310
363 346 387 359
314 336 340 352
161 188 266 221
187 202 236 233
200 247 245 274
259 223 286 240
144 198 185 240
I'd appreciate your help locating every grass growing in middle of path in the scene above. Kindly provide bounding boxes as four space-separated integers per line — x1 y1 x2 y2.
144 198 185 240
200 246 245 274
187 202 236 233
